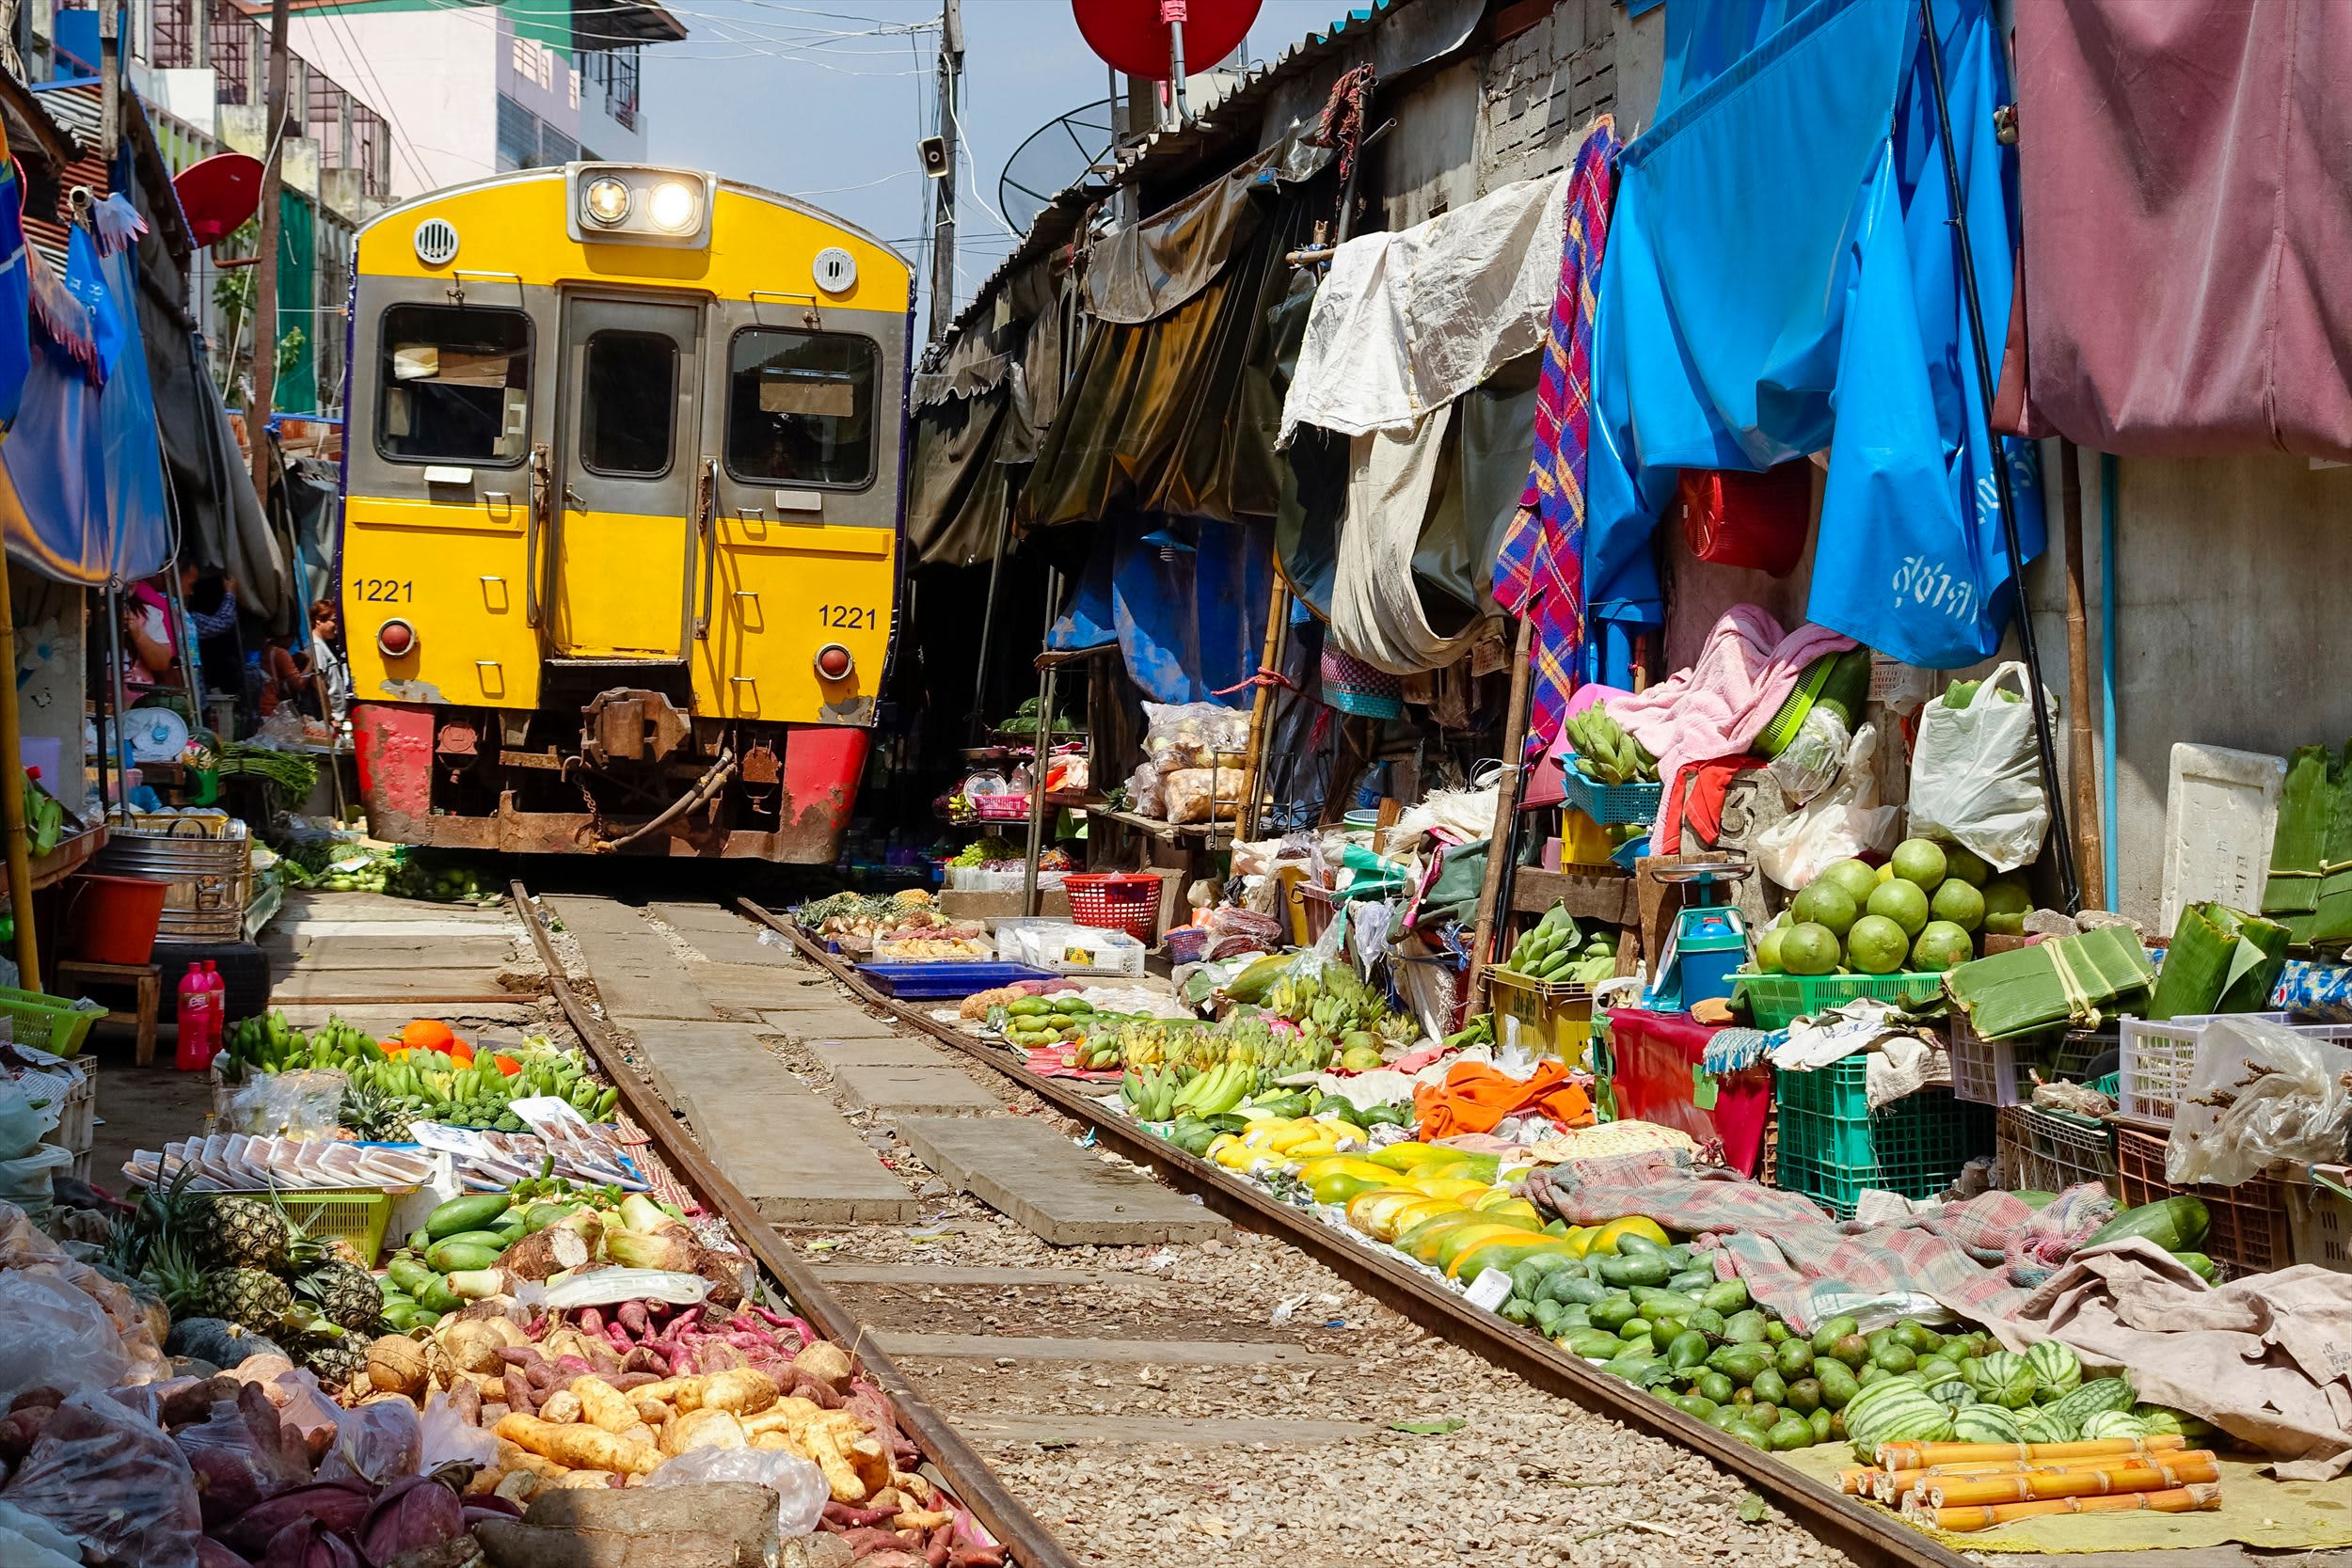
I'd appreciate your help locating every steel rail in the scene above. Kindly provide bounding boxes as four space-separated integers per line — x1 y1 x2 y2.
505 881 1080 1568
740 898 1976 1568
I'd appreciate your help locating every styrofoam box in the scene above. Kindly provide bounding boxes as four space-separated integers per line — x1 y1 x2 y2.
993 918 1147 977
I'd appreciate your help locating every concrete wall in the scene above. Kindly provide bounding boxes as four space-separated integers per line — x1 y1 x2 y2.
290 11 496 199
8 569 85 812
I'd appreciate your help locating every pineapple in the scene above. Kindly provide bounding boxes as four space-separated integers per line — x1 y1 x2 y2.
210 1266 295 1331
296 1260 385 1332
301 1335 369 1393
193 1196 290 1271
139 1236 214 1320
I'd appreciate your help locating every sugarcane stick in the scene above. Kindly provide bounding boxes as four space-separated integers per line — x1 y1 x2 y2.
1877 1433 2187 1470
1926 1456 2220 1510
1838 1468 1883 1497
1875 1450 2219 1504
1926 1483 2222 1533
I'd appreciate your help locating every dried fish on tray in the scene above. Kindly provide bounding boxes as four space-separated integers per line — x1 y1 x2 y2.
125 1133 434 1192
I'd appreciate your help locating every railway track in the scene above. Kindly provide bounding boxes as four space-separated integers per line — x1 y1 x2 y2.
489 884 1977 1568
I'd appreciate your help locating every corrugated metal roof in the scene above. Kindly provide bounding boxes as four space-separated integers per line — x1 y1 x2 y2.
929 0 1406 361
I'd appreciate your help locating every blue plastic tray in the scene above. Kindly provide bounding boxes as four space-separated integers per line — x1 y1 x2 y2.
1557 764 1662 827
854 961 1057 999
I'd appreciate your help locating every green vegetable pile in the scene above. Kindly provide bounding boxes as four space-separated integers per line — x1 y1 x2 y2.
1155 1090 1409 1156
215 744 321 799
1562 705 1658 784
994 696 1077 736
1501 904 1618 987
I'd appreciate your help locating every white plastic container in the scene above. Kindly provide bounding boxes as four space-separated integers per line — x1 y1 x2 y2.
993 918 1147 977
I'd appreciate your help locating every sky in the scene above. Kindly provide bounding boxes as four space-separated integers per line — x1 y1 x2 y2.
640 0 1347 323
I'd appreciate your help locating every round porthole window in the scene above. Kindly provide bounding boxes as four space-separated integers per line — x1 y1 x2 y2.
413 217 460 266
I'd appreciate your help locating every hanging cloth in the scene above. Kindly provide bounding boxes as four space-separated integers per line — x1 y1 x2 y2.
1328 407 1486 675
1491 118 1619 759
0 119 28 432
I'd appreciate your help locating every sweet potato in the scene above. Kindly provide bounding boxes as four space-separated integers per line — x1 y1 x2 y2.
660 1407 746 1458
568 1376 636 1435
495 1438 569 1481
538 1390 583 1425
548 1469 618 1490
791 1342 853 1392
632 1395 673 1428
495 1414 661 1477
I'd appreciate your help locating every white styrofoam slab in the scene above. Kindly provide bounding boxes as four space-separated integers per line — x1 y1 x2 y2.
2160 742 2286 935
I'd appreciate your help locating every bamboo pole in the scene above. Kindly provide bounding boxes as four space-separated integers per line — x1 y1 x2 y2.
1924 1454 2218 1510
1237 574 1289 843
1874 1450 2219 1505
1467 616 1536 1009
2059 441 2104 908
1020 569 1062 918
1925 1482 2221 1533
0 564 41 991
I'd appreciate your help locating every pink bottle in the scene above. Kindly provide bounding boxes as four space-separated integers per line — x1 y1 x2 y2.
202 962 228 1063
175 963 215 1071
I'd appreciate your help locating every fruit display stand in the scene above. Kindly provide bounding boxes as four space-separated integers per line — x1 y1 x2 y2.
1736 970 1947 1030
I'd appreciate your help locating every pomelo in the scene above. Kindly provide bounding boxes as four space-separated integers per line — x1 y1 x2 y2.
1781 923 1842 976
1818 859 1881 909
1931 878 1986 932
1867 879 1931 940
1941 845 1991 886
1912 921 1975 971
1877 862 1896 883
1792 880 1859 940
1981 879 2032 936
1846 914 1910 974
1756 925 1789 974
1891 838 1948 891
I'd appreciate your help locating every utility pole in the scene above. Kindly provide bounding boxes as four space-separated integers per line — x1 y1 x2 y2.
925 0 961 342
247 0 294 512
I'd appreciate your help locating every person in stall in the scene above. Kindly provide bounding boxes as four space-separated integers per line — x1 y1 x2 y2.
309 598 349 722
116 579 176 694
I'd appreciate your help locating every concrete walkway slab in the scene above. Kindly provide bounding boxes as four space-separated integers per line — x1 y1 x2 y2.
273 969 530 1002
692 963 848 1007
833 1061 1004 1118
628 1025 914 1224
275 938 523 972
897 1116 1231 1245
808 1038 956 1069
771 1012 907 1045
588 967 715 1020
954 1413 1374 1446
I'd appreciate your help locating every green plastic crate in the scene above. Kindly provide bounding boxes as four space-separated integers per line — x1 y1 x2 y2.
1735 971 1947 1029
1772 1060 1994 1217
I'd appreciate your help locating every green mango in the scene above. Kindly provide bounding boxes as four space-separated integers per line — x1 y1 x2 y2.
1774 1339 1816 1378
1811 1315 1862 1355
1750 1368 1788 1407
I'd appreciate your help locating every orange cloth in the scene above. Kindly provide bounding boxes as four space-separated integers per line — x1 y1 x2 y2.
1412 1059 1594 1139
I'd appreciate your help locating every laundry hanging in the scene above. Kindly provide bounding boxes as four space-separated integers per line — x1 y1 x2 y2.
1584 0 2043 673
1279 165 1570 445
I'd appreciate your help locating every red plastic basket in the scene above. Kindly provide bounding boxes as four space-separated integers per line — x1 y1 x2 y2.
1063 872 1163 943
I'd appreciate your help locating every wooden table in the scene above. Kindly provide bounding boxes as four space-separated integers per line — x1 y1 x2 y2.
54 958 162 1066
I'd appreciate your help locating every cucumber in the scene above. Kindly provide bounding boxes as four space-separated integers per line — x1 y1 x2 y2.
425 1240 505 1274
425 1193 513 1241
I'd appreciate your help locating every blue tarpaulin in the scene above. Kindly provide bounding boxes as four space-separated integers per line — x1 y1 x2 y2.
1585 0 2042 674
1047 516 1273 707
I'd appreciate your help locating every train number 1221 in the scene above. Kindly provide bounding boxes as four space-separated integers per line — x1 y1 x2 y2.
355 578 413 602
818 605 876 629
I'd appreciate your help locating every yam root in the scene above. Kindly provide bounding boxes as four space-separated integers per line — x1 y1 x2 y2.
617 1423 658 1449
538 1390 584 1425
752 1432 793 1451
495 1413 662 1477
661 1407 747 1458
498 1225 592 1284
548 1469 619 1490
633 1369 778 1418
633 1396 674 1428
738 1396 822 1438
791 1342 853 1392
495 1438 570 1482
569 1376 637 1435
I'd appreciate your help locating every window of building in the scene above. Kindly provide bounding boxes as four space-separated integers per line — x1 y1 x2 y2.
495 93 539 172
581 46 641 131
723 329 877 489
579 329 676 477
377 305 532 465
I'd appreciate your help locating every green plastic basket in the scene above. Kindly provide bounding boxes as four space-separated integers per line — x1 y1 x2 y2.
1736 971 1947 1029
0 987 106 1057
215 1188 393 1268
1772 1059 1994 1217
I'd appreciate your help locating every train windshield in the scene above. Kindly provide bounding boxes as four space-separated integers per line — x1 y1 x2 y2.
580 329 678 476
377 304 532 464
723 328 876 488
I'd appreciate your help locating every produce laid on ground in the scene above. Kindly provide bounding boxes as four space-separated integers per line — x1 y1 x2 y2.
1754 839 2031 977
794 889 986 958
215 1013 620 1133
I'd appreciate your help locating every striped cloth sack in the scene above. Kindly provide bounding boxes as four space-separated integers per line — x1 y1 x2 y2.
1492 117 1620 761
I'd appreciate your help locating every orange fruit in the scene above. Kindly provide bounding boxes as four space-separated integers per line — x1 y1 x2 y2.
401 1019 454 1051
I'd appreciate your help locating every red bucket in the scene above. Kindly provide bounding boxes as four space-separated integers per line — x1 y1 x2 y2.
1062 873 1164 944
63 874 168 965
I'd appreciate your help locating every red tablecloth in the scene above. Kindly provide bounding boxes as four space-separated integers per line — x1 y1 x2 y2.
1603 1008 1773 1176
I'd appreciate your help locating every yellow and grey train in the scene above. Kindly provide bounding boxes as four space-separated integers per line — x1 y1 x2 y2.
338 163 907 859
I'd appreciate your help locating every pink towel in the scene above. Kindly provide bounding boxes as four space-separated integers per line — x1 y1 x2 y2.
1603 606 1854 843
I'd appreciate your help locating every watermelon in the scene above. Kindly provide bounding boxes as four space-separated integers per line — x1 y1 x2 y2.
2046 1375 2136 1433
2131 1404 2212 1440
2019 1402 2077 1444
1972 1351 2038 1409
1926 1379 1977 1406
2080 1410 2149 1441
1845 1378 1952 1462
1952 1404 2024 1446
2026 1339 2082 1399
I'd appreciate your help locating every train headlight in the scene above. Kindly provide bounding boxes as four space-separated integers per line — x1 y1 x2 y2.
582 176 631 228
814 643 853 681
378 618 417 658
647 181 699 233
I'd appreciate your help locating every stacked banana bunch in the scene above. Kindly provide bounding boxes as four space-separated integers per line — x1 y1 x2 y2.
1563 705 1659 785
1117 1063 1254 1119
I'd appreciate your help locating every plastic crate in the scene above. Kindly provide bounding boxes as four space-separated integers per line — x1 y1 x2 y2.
1554 765 1662 827
1947 1020 2118 1108
2113 1124 2289 1278
1995 1104 2117 1194
1488 969 1595 1065
0 989 105 1058
215 1187 392 1268
1736 971 1947 1030
2286 1169 2352 1274
2116 1012 2352 1125
1772 1060 1993 1217
1062 873 1164 944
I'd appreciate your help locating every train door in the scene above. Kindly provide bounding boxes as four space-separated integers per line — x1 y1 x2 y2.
548 294 704 659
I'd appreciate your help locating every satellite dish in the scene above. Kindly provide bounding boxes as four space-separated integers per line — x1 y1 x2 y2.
1000 99 1118 233
174 153 265 248
1071 0 1259 81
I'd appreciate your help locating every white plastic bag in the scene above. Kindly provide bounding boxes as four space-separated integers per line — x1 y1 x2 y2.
2166 1016 2352 1186
1768 706 1851 806
420 1390 499 1472
644 1444 829 1538
1755 722 1900 890
0 1267 132 1401
1906 662 2053 872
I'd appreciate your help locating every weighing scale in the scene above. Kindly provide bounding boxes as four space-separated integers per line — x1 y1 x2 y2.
1645 855 1754 1012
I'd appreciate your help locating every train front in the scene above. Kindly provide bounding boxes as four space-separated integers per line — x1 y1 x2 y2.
338 165 910 859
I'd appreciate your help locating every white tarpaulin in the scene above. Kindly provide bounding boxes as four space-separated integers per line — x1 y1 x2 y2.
1327 407 1486 675
1279 167 1568 443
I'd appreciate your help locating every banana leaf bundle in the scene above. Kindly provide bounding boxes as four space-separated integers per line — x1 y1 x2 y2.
1942 926 2157 1041
2264 742 2352 944
2146 902 2291 1021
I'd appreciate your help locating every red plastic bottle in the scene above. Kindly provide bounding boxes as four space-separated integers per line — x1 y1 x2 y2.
175 962 215 1070
201 961 228 1064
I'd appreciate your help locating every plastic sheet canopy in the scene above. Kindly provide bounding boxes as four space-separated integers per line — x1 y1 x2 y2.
1583 0 2043 673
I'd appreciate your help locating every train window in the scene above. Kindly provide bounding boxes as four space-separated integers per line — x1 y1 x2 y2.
580 329 677 477
377 305 532 465
724 329 876 489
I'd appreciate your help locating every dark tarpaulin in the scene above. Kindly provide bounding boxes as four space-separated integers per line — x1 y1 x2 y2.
1995 0 2352 459
1021 152 1321 531
906 386 1015 569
